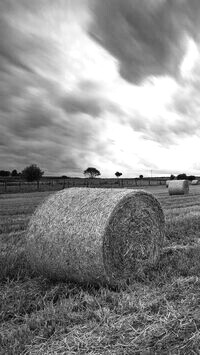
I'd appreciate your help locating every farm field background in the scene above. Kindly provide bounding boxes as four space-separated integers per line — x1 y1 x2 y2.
1 186 200 354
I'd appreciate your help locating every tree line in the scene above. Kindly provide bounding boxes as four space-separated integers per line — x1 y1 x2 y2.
0 165 44 181
0 165 196 182
169 173 196 181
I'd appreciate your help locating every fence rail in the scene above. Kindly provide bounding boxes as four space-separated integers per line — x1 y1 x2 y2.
0 178 167 194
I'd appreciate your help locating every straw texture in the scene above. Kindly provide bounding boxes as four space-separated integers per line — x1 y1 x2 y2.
26 188 165 287
168 180 189 195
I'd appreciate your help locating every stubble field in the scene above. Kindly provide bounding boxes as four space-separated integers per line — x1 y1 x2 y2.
1 186 200 354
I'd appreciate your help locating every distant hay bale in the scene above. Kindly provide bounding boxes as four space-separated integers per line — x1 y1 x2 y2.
168 180 189 195
26 188 165 287
191 179 199 185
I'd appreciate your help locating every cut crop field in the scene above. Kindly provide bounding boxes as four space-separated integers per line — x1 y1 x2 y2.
1 186 200 354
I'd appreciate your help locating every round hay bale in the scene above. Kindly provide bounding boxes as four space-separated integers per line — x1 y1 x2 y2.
166 180 170 188
168 180 189 195
191 179 199 185
26 188 165 287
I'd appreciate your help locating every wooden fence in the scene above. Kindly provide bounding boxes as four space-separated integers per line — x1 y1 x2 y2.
0 178 167 194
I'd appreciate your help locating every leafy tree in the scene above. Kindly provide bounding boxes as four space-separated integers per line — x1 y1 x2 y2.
0 170 10 177
84 167 101 178
177 173 187 180
21 164 44 182
139 174 143 179
170 174 175 180
11 169 18 177
115 172 122 178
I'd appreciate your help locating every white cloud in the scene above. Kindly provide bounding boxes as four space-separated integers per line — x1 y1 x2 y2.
180 37 199 79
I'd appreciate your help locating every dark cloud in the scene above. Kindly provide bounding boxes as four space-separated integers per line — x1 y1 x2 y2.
0 119 84 175
127 116 174 146
0 15 35 74
89 0 200 83
78 79 103 92
7 106 55 139
166 79 200 140
0 138 81 176
1 74 114 175
0 108 113 175
60 94 104 116
127 108 200 146
0 0 75 82
60 79 122 117
171 80 200 119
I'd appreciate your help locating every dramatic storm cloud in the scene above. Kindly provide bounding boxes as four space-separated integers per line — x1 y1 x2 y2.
89 0 200 83
1 0 200 177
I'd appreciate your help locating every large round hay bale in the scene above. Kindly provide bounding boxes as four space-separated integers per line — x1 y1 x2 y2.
26 188 165 287
168 180 189 195
191 179 199 185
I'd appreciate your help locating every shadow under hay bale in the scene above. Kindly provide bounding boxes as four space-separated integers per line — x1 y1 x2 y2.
168 180 189 195
26 188 165 287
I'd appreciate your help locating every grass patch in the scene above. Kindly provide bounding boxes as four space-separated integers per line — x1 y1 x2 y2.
165 215 200 245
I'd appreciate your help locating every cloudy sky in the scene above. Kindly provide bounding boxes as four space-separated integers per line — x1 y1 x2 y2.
1 0 200 177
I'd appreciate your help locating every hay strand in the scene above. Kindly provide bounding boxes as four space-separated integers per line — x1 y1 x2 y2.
168 180 189 195
26 188 165 287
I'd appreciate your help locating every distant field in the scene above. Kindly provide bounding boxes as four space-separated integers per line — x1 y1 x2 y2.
1 185 200 354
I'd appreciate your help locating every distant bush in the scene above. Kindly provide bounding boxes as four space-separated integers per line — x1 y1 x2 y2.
187 175 196 181
170 174 175 180
139 175 143 179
